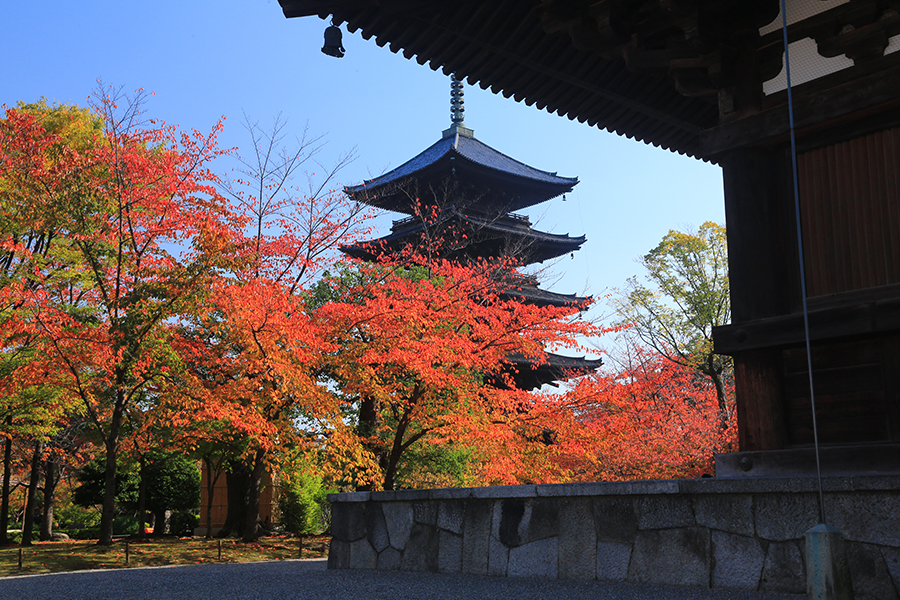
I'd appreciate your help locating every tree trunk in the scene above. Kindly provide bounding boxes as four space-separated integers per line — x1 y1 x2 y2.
0 418 12 546
152 508 167 537
355 395 387 492
203 457 220 539
241 448 266 543
216 459 250 538
136 456 147 539
39 459 59 541
98 400 124 546
21 439 43 546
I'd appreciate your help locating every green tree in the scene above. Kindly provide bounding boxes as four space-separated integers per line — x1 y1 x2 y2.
74 450 199 535
142 450 200 535
612 221 732 422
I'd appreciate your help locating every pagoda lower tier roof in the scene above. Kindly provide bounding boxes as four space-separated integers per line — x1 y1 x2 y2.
502 352 602 391
345 131 577 214
341 210 585 265
499 284 589 309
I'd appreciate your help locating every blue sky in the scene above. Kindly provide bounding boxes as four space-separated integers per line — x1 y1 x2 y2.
3 0 725 351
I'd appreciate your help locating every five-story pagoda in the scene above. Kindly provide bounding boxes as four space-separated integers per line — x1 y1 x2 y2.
341 76 600 389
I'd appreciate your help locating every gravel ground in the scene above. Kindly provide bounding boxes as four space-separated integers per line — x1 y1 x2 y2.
0 559 805 600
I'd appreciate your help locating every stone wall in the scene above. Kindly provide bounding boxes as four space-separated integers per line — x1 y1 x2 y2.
327 475 900 598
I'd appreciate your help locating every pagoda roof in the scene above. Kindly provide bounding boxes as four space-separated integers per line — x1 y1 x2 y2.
346 130 577 213
499 284 589 309
341 209 585 264
503 352 602 390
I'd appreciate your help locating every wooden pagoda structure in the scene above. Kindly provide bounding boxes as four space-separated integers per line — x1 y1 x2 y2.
341 76 600 389
281 0 900 473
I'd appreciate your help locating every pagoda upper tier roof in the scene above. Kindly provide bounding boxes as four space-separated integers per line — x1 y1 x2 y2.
345 129 577 214
341 209 585 265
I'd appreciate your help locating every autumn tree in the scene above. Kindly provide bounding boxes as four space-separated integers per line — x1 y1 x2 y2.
164 114 371 542
563 343 737 480
0 88 237 545
308 257 603 491
612 222 732 423
0 100 101 545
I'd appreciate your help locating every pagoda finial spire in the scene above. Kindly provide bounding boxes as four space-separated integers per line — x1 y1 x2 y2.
451 74 465 125
442 74 475 139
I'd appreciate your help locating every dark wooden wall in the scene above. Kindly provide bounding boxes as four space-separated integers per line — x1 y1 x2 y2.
798 126 900 297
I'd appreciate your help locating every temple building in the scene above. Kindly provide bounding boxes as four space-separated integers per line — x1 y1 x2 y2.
341 76 601 389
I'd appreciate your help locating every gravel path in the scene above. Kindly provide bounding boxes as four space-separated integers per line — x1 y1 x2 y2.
0 559 805 600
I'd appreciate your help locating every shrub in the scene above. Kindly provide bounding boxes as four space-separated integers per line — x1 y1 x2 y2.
279 471 331 535
169 511 199 536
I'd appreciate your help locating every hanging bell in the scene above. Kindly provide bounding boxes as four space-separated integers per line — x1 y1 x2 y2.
322 25 345 58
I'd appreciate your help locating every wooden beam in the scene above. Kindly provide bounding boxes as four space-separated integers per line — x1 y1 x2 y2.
279 0 377 19
700 59 900 156
714 296 900 355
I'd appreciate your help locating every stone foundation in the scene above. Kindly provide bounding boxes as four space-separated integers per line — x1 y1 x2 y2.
327 475 900 598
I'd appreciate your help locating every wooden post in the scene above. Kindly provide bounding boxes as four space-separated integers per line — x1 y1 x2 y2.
217 539 222 561
18 548 22 570
125 540 129 565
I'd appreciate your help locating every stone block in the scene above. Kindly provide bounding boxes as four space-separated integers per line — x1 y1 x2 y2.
377 546 401 570
329 491 370 503
438 530 463 573
328 539 350 569
372 488 430 502
559 498 596 580
711 531 764 589
349 538 377 569
638 495 695 529
488 534 510 576
845 541 897 600
331 502 367 542
526 499 560 542
462 499 491 575
592 496 638 544
432 487 474 500
755 494 819 541
414 501 437 525
596 541 632 581
365 502 390 552
508 536 559 579
494 498 526 547
694 494 754 537
883 547 900 595
759 540 805 594
401 523 439 572
830 493 900 547
628 528 711 586
382 502 414 550
472 484 537 499
438 500 465 535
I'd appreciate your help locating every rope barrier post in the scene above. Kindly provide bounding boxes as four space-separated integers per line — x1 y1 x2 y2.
18 547 22 570
218 539 222 561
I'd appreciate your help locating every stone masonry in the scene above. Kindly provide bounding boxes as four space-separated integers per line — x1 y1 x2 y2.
327 475 900 598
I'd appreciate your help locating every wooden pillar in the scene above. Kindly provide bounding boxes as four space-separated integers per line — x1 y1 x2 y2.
719 147 796 451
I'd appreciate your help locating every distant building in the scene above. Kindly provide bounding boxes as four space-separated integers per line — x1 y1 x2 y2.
341 76 600 388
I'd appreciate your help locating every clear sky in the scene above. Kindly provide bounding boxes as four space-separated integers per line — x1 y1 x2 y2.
3 0 725 352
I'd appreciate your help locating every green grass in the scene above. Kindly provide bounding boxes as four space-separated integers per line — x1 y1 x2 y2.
0 535 330 577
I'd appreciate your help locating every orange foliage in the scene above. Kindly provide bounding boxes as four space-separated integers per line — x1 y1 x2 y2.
559 345 737 481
